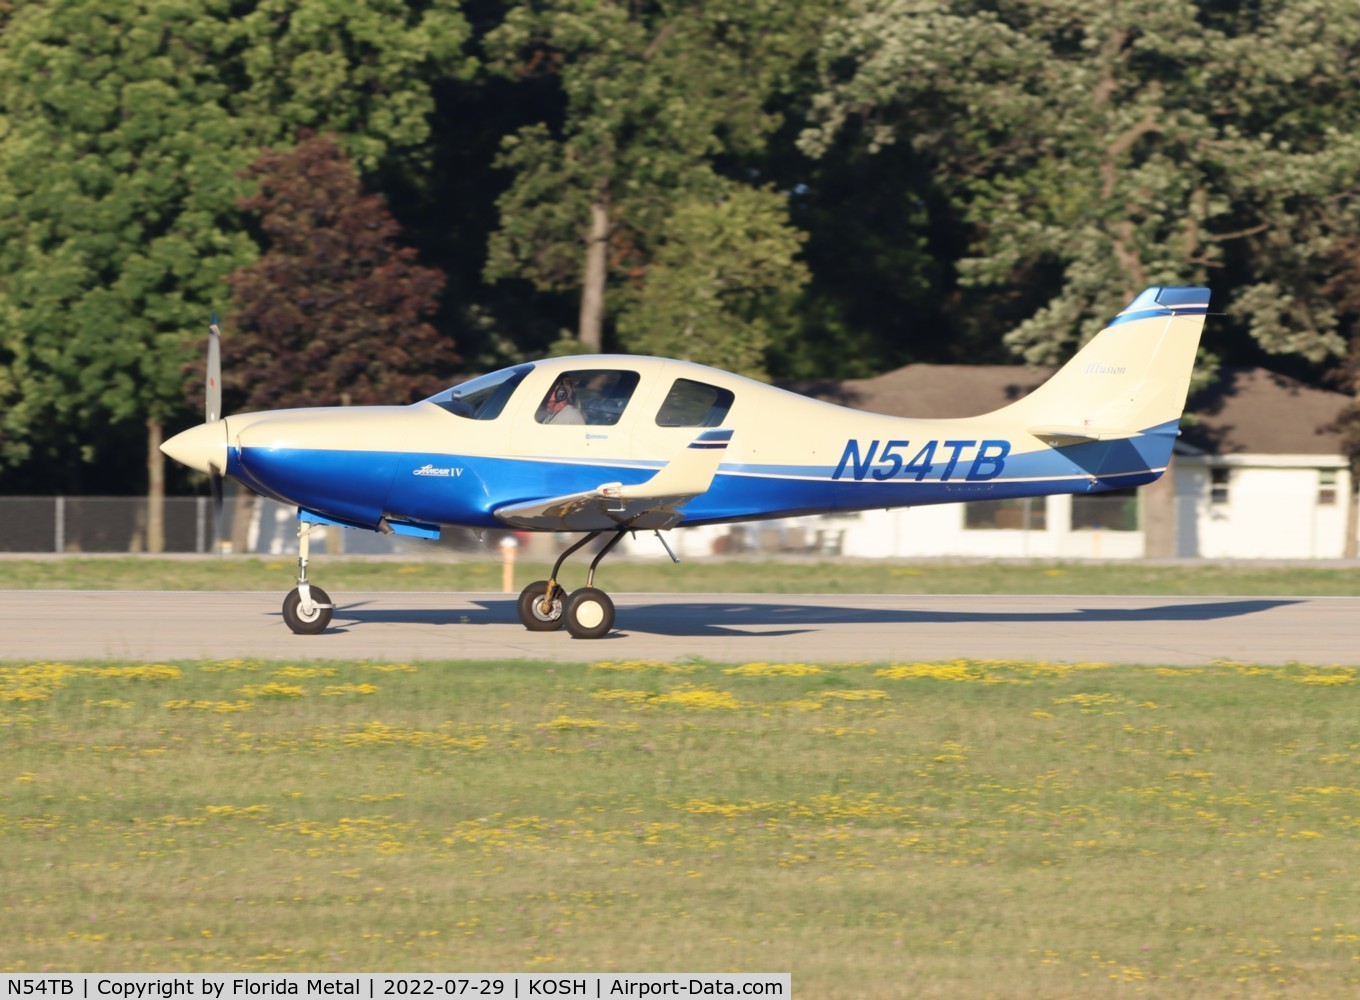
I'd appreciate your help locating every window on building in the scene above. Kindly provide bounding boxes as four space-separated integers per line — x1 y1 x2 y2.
1071 488 1140 531
1210 467 1230 505
655 378 735 427
964 497 1046 530
1319 469 1338 506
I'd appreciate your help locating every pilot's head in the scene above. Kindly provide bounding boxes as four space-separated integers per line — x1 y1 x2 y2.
546 377 576 412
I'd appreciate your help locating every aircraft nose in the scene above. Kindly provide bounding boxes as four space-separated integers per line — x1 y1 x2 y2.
161 420 227 475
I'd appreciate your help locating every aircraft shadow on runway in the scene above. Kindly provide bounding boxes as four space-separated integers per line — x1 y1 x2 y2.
319 597 1300 639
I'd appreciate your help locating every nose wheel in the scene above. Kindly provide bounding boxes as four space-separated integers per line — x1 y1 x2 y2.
282 520 335 635
283 584 333 634
515 530 627 639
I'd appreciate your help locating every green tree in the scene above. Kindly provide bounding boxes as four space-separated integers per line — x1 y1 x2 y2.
483 0 818 368
234 0 474 176
0 0 258 548
802 0 1360 366
761 122 971 380
615 185 808 377
0 0 472 547
225 133 457 411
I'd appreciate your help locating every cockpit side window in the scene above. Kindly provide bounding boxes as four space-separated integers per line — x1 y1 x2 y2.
535 369 641 425
655 378 734 427
426 364 533 420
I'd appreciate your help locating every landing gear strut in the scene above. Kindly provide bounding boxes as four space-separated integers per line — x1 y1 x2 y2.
282 520 334 634
516 529 627 639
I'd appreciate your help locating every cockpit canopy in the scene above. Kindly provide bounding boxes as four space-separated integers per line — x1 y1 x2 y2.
425 360 735 428
425 364 533 420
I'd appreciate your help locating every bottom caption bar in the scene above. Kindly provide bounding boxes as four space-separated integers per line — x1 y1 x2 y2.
0 975 790 999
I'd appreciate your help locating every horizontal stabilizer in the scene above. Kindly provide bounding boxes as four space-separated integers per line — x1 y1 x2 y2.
495 429 732 531
1028 425 1139 445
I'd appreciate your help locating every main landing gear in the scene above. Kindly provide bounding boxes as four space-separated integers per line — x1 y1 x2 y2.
282 521 335 635
516 529 628 639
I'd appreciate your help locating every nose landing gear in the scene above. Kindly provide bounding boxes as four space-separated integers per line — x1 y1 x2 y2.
282 520 335 634
516 529 628 638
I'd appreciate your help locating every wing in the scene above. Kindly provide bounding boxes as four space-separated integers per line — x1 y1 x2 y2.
494 429 732 531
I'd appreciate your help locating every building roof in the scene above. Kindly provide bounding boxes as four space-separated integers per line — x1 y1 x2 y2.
1182 367 1349 456
785 364 1352 457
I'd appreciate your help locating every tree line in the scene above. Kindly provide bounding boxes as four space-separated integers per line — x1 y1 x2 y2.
3 0 1360 514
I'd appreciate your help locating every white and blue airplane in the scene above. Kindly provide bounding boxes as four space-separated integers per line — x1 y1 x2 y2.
162 286 1210 638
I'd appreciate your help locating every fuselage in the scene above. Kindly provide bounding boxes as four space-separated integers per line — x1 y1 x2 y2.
166 354 1176 534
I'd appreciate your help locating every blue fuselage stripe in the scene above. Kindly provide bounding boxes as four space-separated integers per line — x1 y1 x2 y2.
229 419 1177 530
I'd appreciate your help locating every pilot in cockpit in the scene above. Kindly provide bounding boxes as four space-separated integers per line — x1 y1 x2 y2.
539 376 585 425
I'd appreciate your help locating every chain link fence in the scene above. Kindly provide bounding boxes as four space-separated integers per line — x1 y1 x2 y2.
1 492 1336 559
0 496 410 555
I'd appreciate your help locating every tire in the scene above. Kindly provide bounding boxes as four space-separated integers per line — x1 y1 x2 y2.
283 586 333 635
518 580 565 631
564 587 615 639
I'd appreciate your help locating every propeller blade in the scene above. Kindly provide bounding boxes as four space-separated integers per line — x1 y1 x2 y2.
209 469 225 553
206 314 222 423
202 313 226 552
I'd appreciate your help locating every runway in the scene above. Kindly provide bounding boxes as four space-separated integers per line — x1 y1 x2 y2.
1 590 1356 665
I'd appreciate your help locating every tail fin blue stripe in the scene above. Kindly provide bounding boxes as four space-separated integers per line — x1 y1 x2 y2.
1155 287 1211 308
1109 287 1210 328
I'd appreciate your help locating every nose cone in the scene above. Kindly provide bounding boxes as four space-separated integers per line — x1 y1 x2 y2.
161 420 227 475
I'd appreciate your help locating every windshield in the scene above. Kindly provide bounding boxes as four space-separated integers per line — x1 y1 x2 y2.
425 364 534 420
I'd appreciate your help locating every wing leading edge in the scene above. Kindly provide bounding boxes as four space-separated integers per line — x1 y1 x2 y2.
494 429 732 531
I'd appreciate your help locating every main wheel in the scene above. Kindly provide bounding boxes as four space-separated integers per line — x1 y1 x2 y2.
518 580 565 631
283 586 333 635
564 587 615 639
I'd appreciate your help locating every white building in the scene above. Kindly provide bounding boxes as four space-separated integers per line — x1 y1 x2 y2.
1171 368 1352 559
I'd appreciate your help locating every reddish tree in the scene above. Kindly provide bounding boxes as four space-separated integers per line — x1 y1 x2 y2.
225 132 458 411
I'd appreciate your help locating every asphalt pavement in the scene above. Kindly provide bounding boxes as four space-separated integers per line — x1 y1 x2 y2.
2 590 1355 665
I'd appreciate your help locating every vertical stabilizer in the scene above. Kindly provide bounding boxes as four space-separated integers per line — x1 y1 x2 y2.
1001 287 1210 445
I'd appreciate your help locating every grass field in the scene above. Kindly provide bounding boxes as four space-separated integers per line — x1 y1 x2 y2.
4 555 1360 595
4 655 1360 996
